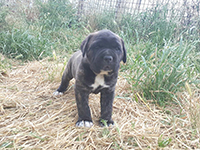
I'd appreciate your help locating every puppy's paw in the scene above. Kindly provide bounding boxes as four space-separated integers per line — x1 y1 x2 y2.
76 120 93 128
100 119 114 127
53 91 63 96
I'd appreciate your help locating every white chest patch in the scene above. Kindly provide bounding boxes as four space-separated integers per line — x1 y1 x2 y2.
91 74 109 90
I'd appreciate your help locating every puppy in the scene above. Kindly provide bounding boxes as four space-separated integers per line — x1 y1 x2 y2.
54 29 126 127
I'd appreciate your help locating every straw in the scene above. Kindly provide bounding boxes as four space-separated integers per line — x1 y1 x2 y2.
0 59 199 149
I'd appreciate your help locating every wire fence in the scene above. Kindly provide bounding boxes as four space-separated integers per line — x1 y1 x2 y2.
3 0 200 24
75 0 200 22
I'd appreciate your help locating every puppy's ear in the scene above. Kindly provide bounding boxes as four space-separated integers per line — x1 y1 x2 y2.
81 34 92 57
121 39 127 63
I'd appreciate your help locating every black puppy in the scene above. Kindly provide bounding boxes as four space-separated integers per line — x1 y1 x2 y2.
54 30 126 127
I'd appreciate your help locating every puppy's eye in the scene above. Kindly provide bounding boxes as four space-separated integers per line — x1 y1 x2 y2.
116 48 121 51
93 46 100 49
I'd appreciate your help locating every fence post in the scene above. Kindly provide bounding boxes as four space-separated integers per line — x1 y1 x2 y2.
78 0 84 18
135 0 142 14
115 0 122 19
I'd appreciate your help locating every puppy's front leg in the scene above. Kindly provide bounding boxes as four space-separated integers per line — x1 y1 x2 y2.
100 89 115 126
75 84 93 127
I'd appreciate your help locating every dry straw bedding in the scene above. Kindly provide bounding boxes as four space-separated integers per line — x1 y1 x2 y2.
0 58 199 149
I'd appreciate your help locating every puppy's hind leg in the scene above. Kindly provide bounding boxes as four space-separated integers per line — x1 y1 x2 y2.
53 64 73 96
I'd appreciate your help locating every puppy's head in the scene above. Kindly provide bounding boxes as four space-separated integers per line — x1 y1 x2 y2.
81 30 127 74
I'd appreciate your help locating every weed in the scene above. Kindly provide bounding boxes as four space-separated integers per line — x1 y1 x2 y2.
0 28 53 60
0 141 14 148
125 37 199 105
86 11 120 32
158 136 172 147
111 138 122 150
30 132 47 142
127 137 138 147
36 0 79 31
101 127 110 137
0 2 9 31
0 54 12 74
76 132 85 141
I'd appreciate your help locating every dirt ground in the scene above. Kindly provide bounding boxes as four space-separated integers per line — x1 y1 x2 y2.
0 58 199 149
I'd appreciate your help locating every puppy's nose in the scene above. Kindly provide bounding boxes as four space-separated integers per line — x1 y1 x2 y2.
104 56 113 63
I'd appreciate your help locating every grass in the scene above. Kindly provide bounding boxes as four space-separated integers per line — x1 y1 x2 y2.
158 136 172 148
0 28 52 60
36 0 78 31
0 0 84 61
0 0 199 104
125 39 199 105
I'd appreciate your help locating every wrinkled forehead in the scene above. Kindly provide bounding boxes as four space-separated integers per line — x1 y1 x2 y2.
94 30 120 40
91 31 121 48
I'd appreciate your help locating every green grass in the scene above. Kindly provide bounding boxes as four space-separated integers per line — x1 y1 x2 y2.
0 2 9 31
0 0 84 60
125 39 199 105
158 136 172 148
0 28 53 60
0 0 199 105
35 0 79 30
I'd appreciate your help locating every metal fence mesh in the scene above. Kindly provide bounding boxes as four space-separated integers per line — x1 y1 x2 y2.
3 0 200 23
75 0 200 21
